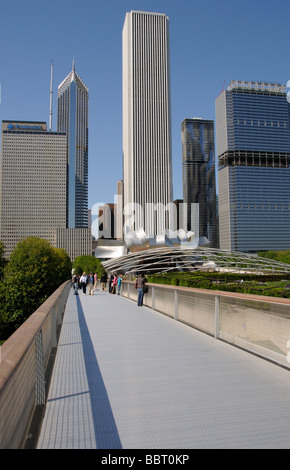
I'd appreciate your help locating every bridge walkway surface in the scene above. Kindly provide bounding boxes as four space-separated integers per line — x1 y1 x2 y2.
36 287 290 450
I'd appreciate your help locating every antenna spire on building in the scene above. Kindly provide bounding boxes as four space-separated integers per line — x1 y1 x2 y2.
49 60 53 131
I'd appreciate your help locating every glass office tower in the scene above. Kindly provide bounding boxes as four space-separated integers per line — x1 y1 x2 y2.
216 80 290 252
122 11 173 236
182 118 218 247
57 61 89 228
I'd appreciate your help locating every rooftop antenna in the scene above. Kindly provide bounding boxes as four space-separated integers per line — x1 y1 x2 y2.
49 60 53 131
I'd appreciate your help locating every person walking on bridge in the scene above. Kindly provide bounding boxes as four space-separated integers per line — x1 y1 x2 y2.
100 272 107 291
137 273 147 306
117 274 123 295
72 274 79 295
87 273 94 295
94 272 98 292
80 272 88 295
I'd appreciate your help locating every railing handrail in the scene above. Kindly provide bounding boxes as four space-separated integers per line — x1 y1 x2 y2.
123 280 290 306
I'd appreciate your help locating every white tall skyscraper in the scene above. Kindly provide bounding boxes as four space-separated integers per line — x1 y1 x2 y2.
122 10 173 237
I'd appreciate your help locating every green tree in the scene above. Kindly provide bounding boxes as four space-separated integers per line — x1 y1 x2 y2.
73 264 83 275
72 255 105 276
51 247 72 285
0 237 71 340
0 241 7 281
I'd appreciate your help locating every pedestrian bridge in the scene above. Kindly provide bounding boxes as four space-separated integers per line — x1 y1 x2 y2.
1 281 290 449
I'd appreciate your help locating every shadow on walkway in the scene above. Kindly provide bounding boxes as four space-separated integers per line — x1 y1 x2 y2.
76 295 122 449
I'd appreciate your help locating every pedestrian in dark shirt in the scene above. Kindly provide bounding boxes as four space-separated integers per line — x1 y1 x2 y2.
100 272 108 291
137 273 147 306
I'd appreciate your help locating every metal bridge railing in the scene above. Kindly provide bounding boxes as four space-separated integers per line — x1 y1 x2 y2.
0 280 71 449
122 281 290 369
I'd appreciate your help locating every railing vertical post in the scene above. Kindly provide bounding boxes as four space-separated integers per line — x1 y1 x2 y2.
51 306 57 348
174 289 178 320
152 286 155 310
214 295 220 339
35 330 46 405
128 282 130 299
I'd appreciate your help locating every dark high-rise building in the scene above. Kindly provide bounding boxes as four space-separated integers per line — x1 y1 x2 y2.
57 60 89 228
216 80 290 252
182 118 218 247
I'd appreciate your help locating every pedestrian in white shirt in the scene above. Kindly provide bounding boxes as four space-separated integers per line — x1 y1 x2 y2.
80 272 88 295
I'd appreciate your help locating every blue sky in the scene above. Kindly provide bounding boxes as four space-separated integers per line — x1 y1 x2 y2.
1 0 290 209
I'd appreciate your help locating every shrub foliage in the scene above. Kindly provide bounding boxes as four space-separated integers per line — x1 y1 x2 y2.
0 237 72 342
147 267 290 298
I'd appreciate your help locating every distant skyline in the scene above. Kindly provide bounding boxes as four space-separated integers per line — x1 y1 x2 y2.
1 0 290 210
